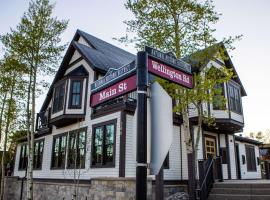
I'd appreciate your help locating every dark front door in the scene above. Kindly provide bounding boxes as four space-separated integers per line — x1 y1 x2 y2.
235 143 241 179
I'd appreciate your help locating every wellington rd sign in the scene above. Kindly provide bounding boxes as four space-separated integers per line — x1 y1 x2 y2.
145 46 193 89
90 61 136 107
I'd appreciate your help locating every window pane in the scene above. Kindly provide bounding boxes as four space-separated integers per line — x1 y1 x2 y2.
94 127 103 165
52 135 66 169
70 80 81 108
105 124 114 164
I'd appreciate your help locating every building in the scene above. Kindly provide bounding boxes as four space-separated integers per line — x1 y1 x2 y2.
7 30 262 199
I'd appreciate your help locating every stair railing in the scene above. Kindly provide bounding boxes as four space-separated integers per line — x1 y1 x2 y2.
197 157 214 200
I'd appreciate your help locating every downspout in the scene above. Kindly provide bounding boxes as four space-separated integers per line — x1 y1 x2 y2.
20 164 27 200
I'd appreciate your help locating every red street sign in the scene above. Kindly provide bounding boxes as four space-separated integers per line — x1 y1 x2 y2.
90 75 137 107
148 58 193 89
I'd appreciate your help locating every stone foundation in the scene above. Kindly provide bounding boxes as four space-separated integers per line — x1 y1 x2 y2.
4 176 187 200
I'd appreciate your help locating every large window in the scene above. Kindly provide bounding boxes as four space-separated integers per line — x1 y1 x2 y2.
69 80 82 109
67 128 86 169
19 140 44 170
213 83 226 110
92 120 116 167
245 145 256 171
51 134 67 169
19 144 28 170
228 83 242 114
33 140 44 170
53 82 65 113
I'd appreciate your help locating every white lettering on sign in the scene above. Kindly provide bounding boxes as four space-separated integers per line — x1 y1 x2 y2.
99 82 128 101
99 88 117 101
151 60 192 84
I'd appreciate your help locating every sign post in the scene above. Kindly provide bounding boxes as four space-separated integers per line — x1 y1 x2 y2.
136 51 148 200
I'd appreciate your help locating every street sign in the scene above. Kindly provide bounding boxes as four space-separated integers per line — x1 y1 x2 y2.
145 46 193 89
148 58 193 88
90 61 136 107
90 75 136 107
150 82 173 175
91 60 135 93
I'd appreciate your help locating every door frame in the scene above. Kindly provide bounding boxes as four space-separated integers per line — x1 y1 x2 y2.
203 134 218 159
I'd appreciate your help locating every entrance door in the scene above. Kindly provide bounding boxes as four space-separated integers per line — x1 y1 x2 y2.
204 136 218 179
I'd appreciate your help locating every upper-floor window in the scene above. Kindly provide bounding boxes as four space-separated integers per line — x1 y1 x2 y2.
67 128 86 169
69 80 82 109
51 133 67 169
213 83 226 110
228 83 242 114
91 120 116 167
33 139 44 170
53 82 65 113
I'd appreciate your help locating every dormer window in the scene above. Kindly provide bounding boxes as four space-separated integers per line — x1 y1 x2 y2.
53 82 65 113
69 79 82 109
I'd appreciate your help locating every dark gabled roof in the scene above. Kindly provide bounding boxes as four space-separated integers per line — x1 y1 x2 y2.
40 29 135 112
183 43 247 96
73 42 125 72
235 135 262 145
77 29 135 65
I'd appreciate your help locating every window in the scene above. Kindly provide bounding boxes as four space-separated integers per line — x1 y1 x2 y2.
53 82 65 113
69 80 82 109
228 83 242 114
19 144 28 170
92 120 116 167
213 83 225 110
19 140 44 170
67 128 87 168
51 134 67 169
245 145 256 171
33 140 44 170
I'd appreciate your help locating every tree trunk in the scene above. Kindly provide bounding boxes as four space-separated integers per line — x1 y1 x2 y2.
27 65 37 200
194 103 203 189
0 93 8 143
26 69 32 200
0 77 15 200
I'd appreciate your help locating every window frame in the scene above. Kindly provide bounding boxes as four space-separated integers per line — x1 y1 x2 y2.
52 80 66 114
51 133 68 170
228 82 242 114
245 144 257 172
67 127 87 169
33 139 45 170
18 143 28 171
68 79 83 109
213 83 226 110
91 119 117 168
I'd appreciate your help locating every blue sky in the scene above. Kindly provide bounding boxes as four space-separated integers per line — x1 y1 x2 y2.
1 0 270 134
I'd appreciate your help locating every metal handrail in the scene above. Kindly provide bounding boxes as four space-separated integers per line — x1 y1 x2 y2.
199 157 214 191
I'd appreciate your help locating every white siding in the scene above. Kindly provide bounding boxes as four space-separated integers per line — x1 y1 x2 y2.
219 134 228 179
228 135 237 179
236 141 261 179
231 112 244 123
69 50 81 64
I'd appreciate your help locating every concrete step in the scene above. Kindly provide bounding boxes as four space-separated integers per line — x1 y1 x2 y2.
213 183 270 189
211 187 270 195
208 194 270 200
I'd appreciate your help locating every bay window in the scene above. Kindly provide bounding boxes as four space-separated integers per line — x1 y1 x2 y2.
228 83 242 114
69 80 82 109
52 82 65 113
